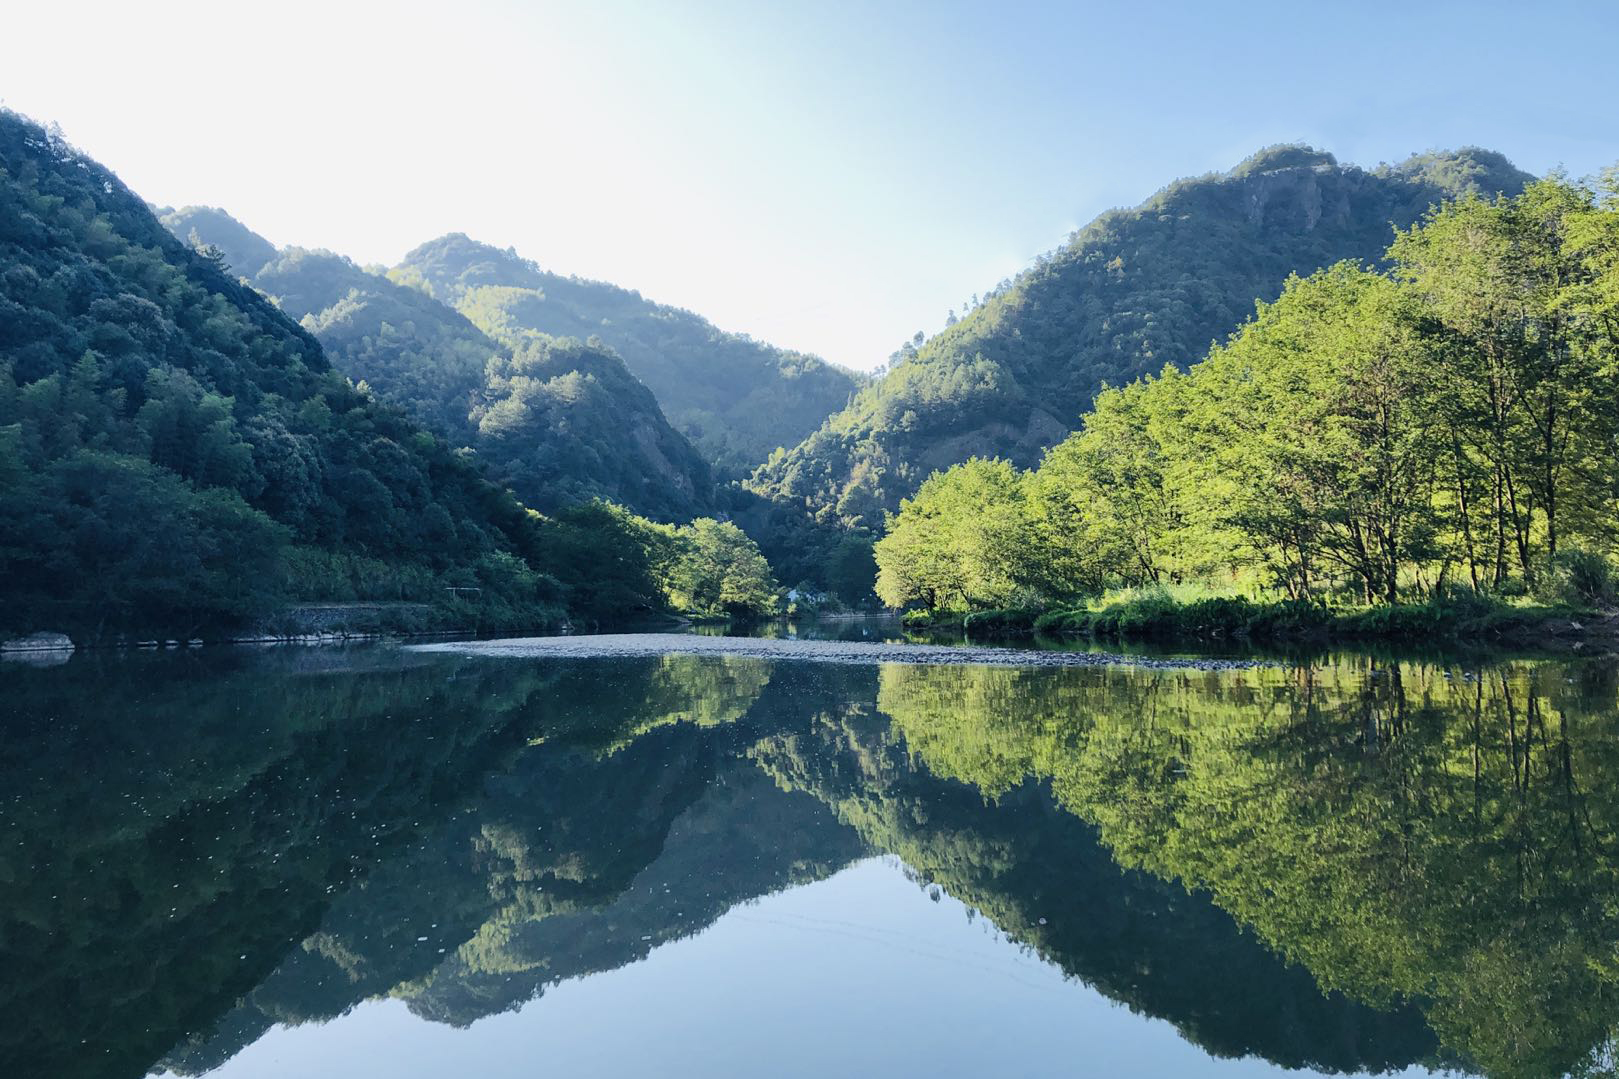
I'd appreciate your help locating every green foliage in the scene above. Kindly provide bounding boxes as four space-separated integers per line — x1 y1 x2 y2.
873 457 1042 610
1533 547 1616 607
722 486 878 605
0 110 675 637
523 501 781 622
393 233 861 475
961 607 1041 635
662 517 779 619
876 174 1619 629
533 500 677 622
276 546 439 602
1 450 288 634
752 146 1533 529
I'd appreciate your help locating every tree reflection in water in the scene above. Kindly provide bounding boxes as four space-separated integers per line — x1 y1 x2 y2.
1 646 1614 1078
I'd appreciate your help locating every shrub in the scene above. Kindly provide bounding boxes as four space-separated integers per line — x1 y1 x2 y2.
1532 548 1614 607
963 608 1040 636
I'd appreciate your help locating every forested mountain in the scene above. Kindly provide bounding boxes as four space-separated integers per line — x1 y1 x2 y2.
874 173 1619 616
247 245 713 519
153 204 278 279
253 247 488 436
391 233 862 473
153 210 858 594
751 145 1535 529
0 110 701 636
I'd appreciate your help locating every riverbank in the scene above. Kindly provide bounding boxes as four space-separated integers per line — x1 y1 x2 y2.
903 595 1611 648
0 599 571 654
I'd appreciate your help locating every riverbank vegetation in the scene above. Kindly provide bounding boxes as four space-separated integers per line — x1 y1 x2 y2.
876 174 1619 639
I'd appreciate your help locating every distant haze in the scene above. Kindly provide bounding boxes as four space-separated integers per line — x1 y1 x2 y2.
4 0 1614 371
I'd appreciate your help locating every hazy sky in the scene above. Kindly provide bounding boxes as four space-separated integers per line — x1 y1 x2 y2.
4 0 1616 371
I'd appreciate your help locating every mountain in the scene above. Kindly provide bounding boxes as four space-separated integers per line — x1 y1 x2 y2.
0 110 643 636
253 247 488 436
153 204 278 278
391 233 862 474
249 246 712 519
749 145 1535 529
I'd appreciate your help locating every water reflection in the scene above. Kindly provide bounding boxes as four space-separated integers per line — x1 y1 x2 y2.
1 645 1614 1077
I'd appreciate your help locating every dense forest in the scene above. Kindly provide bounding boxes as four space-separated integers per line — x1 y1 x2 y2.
752 146 1535 530
159 204 862 607
875 173 1619 620
392 233 863 474
0 112 778 638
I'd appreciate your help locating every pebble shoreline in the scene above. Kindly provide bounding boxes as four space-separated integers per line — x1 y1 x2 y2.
409 633 1264 670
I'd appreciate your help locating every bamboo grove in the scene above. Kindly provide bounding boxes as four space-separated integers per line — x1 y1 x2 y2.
874 175 1619 612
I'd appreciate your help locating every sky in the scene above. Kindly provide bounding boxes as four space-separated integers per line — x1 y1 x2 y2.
3 0 1616 372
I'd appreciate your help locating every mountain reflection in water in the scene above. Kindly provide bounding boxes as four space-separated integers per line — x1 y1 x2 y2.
1 643 1614 1078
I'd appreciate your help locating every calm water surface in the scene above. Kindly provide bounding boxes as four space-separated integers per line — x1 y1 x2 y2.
3 631 1615 1078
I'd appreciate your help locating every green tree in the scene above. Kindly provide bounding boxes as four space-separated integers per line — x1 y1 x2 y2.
1392 178 1619 586
1173 265 1444 601
1029 371 1186 593
664 518 779 618
874 457 1039 609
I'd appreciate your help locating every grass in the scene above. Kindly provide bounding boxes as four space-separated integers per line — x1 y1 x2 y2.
897 585 1594 644
1029 588 1589 642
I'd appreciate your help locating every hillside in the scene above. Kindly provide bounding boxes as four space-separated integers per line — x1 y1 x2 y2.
391 233 862 474
0 110 661 636
153 204 278 278
249 246 712 519
749 145 1535 529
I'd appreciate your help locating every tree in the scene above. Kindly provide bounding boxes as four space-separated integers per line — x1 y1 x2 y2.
664 518 779 619
874 457 1039 609
1030 371 1186 595
1173 265 1444 602
1393 177 1619 586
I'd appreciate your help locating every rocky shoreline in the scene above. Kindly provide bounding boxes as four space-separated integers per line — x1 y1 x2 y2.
409 632 1266 670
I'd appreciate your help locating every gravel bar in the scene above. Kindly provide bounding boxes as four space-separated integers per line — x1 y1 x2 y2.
408 633 1263 670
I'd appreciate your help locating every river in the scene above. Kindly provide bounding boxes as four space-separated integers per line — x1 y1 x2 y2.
2 623 1614 1077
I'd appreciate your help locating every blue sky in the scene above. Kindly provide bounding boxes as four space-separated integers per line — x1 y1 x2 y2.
4 0 1615 370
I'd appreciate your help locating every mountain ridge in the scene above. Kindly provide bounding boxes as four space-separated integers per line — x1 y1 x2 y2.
247 244 713 519
748 144 1536 529
391 232 863 474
